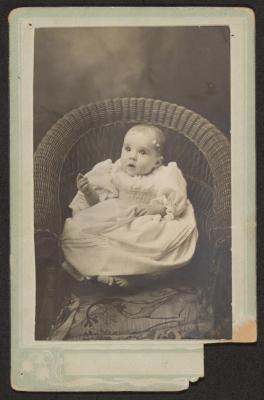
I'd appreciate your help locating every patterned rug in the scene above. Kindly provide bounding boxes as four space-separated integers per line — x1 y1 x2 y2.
48 277 214 340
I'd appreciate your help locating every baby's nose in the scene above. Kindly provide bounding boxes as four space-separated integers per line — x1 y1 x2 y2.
129 152 137 160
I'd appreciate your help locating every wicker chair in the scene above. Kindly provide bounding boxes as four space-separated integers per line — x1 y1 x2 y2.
34 98 231 340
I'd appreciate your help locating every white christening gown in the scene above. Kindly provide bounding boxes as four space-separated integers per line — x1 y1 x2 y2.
61 159 198 277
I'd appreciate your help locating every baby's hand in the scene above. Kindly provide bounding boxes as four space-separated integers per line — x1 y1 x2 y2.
135 203 166 217
146 203 166 217
135 203 149 216
77 173 91 195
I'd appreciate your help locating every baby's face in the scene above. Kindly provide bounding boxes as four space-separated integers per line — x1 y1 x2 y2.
120 128 162 177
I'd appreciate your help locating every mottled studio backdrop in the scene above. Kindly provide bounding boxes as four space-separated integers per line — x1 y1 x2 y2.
34 26 230 150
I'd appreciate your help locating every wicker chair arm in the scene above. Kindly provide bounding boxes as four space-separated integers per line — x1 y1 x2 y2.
34 229 60 264
208 233 232 333
34 229 61 339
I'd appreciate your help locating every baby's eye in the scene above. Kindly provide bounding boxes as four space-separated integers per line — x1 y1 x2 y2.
139 150 146 155
125 146 131 152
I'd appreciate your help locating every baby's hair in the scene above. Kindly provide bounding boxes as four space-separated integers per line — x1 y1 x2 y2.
126 124 166 154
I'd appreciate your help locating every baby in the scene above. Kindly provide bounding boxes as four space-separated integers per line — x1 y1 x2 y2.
78 126 166 218
61 125 198 287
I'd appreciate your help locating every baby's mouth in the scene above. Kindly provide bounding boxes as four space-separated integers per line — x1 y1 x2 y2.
128 163 135 168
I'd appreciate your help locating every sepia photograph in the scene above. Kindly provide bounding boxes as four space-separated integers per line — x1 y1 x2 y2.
33 25 231 341
10 7 255 391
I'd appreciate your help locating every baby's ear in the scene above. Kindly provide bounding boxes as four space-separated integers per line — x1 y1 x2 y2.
156 156 163 167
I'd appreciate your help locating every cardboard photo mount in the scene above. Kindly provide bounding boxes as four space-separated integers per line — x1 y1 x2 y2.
10 7 256 392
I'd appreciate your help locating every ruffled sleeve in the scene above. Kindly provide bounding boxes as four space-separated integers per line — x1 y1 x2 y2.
151 162 188 220
69 191 89 216
69 159 118 216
